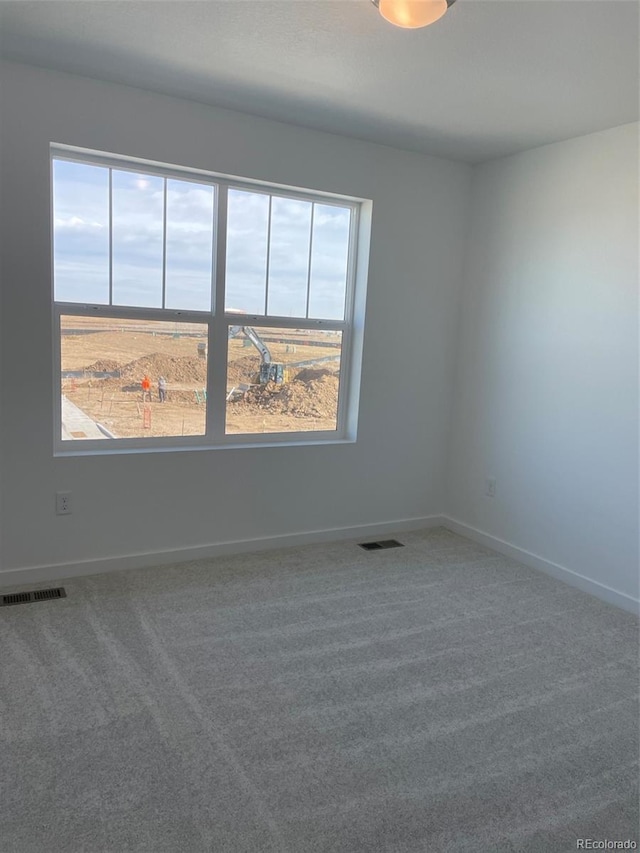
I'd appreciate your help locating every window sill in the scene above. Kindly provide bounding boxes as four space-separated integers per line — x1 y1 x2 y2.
54 435 357 457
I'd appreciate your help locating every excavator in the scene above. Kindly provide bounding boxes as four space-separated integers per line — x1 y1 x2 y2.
228 324 286 385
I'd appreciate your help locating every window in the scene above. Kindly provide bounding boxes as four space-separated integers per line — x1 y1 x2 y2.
52 147 365 451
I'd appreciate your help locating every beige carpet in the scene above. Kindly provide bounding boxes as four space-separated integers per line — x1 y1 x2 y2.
1 527 638 852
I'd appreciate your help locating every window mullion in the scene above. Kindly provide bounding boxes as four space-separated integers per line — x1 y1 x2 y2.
54 303 209 324
208 184 228 441
264 195 272 316
108 168 113 306
305 204 315 319
53 304 63 445
161 178 167 309
225 316 345 333
344 203 359 326
336 320 351 435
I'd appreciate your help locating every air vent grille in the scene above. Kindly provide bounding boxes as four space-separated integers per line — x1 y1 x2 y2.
2 592 32 606
1 588 67 607
33 588 66 601
359 539 404 551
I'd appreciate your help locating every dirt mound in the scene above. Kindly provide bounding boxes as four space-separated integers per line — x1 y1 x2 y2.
119 353 208 384
227 355 259 384
233 373 339 419
83 358 122 373
293 367 337 384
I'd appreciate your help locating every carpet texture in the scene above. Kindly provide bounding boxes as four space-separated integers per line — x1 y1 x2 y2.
1 527 638 852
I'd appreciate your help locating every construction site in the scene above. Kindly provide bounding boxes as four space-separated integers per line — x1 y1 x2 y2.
60 316 341 440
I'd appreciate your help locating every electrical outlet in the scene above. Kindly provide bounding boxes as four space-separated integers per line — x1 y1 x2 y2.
485 478 496 498
56 491 72 515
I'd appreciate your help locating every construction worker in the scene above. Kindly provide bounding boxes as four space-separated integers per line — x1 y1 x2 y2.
158 376 167 403
141 374 151 402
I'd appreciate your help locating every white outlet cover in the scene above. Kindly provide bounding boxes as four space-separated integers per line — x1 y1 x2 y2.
56 491 72 514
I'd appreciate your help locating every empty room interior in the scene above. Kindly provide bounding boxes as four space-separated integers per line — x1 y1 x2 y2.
0 1 638 851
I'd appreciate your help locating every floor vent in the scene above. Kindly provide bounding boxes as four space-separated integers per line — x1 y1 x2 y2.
359 539 404 551
1 587 67 607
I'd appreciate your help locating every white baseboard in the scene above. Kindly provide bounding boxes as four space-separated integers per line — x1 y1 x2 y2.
3 514 636 616
441 515 639 615
0 515 445 589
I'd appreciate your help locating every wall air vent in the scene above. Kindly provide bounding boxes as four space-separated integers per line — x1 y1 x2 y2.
359 539 404 551
1 588 67 606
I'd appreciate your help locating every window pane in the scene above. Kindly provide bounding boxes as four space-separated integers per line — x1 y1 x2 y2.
308 204 350 320
53 160 109 304
60 315 208 440
112 170 164 307
165 179 214 311
225 189 269 314
267 197 312 318
226 326 342 434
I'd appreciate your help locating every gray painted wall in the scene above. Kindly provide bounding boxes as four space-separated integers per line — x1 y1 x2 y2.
447 123 639 601
0 62 471 573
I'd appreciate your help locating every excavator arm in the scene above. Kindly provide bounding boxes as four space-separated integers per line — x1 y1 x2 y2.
228 325 284 384
229 325 272 364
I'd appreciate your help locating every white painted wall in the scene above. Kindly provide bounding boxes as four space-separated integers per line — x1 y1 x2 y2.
0 62 471 574
447 123 639 604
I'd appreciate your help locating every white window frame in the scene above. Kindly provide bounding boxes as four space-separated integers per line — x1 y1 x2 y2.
51 145 366 455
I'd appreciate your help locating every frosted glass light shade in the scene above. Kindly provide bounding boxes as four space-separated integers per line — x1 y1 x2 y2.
378 0 448 28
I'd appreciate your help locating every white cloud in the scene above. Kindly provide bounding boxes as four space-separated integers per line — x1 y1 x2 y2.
54 215 106 232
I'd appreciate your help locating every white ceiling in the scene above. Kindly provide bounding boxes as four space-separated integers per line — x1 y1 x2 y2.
0 0 638 163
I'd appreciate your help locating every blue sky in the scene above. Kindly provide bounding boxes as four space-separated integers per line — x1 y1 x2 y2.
53 159 350 320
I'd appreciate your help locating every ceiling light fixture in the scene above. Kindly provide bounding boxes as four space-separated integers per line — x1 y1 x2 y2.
371 0 457 29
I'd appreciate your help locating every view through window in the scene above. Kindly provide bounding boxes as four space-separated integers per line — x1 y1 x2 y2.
226 327 343 435
53 150 360 448
60 316 208 440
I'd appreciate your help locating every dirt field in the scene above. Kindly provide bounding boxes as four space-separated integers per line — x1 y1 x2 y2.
60 318 341 439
